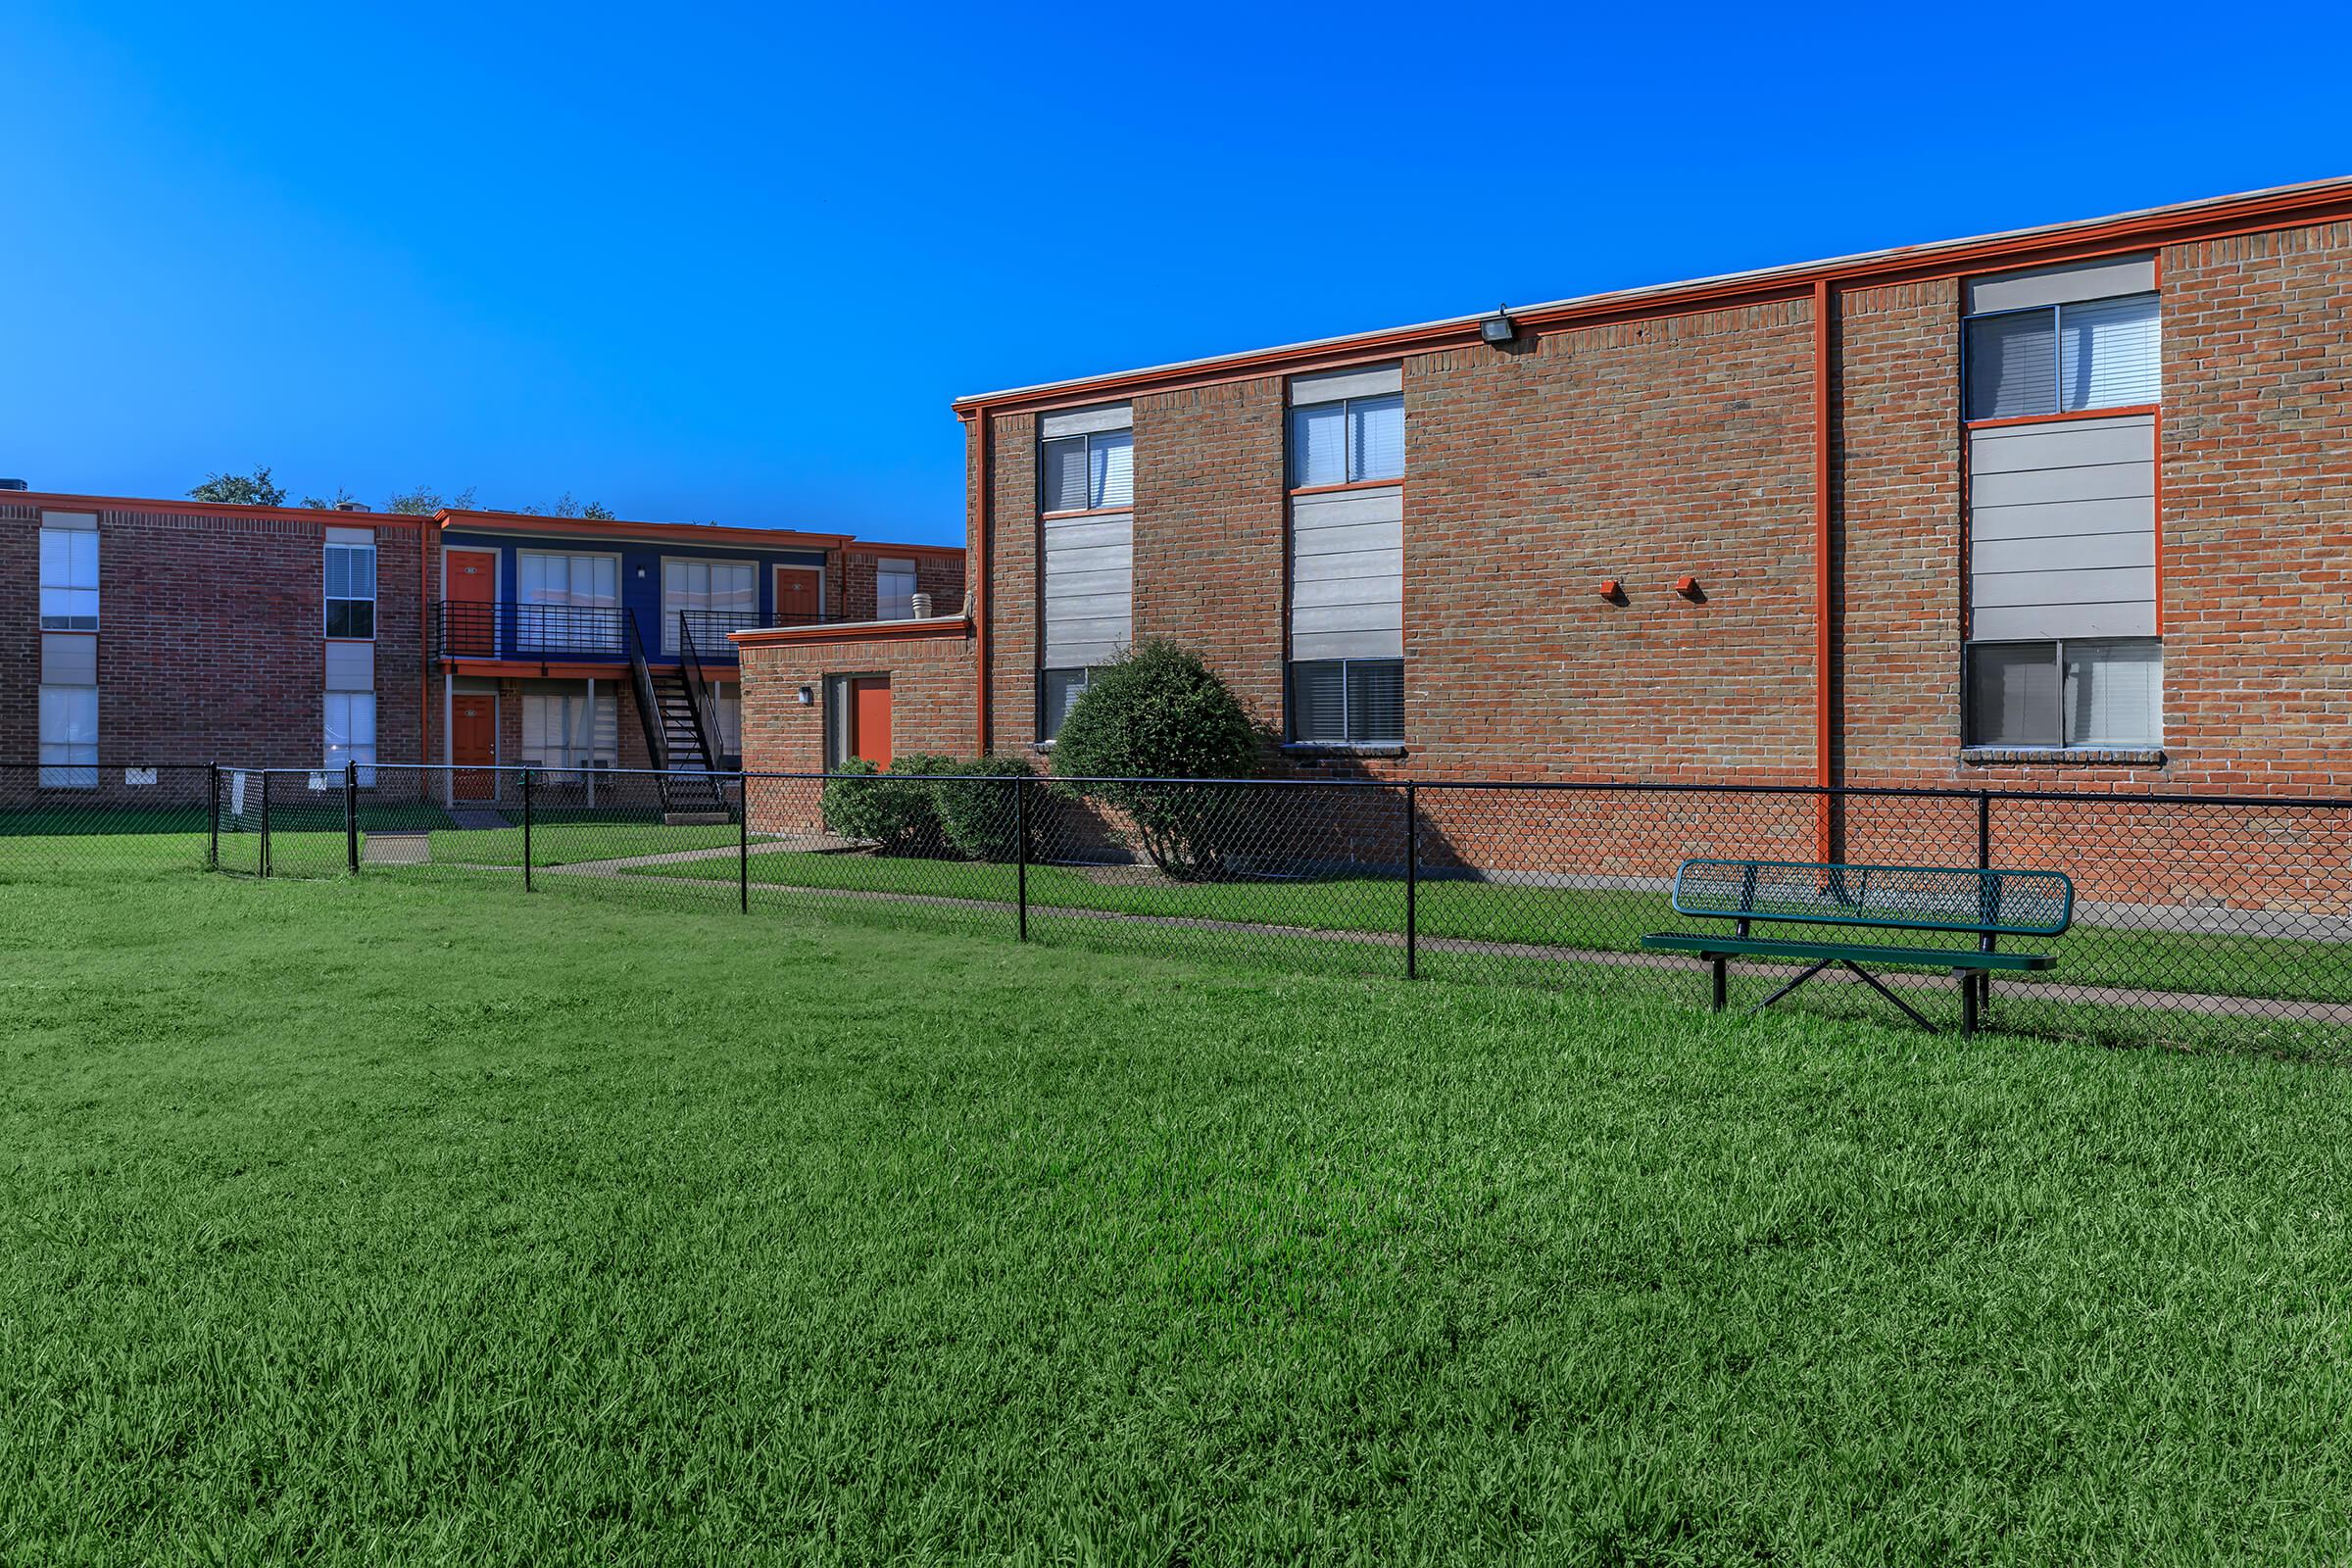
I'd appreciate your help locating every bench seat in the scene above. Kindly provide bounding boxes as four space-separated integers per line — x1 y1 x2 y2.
1640 933 2056 971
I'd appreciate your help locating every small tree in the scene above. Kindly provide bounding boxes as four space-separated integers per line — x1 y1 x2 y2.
188 466 286 507
1050 642 1257 879
384 484 477 515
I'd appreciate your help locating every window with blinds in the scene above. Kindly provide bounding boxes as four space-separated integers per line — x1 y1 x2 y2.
1966 639 2161 749
1290 659 1403 745
323 692 377 783
1041 429 1133 513
1289 393 1403 488
521 687 618 774
324 537 376 639
1965 294 2160 420
39 517 99 630
662 559 757 649
38 685 98 788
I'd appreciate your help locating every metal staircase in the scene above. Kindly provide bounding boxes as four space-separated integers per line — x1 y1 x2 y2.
624 611 732 822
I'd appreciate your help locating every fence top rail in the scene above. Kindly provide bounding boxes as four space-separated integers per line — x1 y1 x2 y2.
23 760 2351 813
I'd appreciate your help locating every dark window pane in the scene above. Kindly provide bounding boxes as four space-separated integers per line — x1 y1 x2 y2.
1290 661 1346 741
1041 437 1089 512
2063 638 2162 747
1039 667 1089 741
1965 311 2058 421
1967 643 2060 746
1346 659 1403 742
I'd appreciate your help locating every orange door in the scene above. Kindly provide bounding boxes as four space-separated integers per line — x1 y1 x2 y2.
775 565 822 626
850 677 893 767
445 549 497 656
453 694 497 799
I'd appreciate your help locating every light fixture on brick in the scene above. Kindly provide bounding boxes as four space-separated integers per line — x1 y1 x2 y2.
1479 305 1517 346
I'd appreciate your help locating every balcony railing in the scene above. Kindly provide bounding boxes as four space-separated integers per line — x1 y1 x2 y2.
433 601 850 662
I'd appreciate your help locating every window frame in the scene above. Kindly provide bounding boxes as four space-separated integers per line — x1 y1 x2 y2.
1287 657 1405 746
322 690 378 784
518 686 618 776
38 525 100 631
323 538 377 641
1038 428 1136 515
1288 392 1406 491
1962 292 2161 424
38 683 99 789
1963 637 2163 750
875 557 920 621
660 555 760 653
514 549 623 654
1036 665 1096 743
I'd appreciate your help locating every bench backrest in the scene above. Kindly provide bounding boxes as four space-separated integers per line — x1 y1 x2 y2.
1671 858 2073 937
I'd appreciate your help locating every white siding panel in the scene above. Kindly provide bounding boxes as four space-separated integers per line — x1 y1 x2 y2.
1973 565 2154 608
1290 485 1402 661
1039 402 1132 438
1964 255 2156 314
1969 415 2153 473
324 640 375 691
1289 364 1401 405
1974 531 2155 575
1970 496 2155 542
40 633 96 686
1974 601 2157 640
1973 460 2153 508
1042 511 1131 668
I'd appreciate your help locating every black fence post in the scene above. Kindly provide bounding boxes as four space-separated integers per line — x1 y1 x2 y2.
1976 790 1994 1018
1403 781 1418 981
522 768 533 893
207 762 220 871
739 772 750 915
345 760 359 874
1015 775 1029 942
259 770 270 879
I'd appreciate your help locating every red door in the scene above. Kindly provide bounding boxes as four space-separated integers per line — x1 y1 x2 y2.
454 694 496 800
775 565 822 627
445 549 497 656
850 677 892 767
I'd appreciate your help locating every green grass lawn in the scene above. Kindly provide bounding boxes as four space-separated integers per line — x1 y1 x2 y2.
7 871 2352 1562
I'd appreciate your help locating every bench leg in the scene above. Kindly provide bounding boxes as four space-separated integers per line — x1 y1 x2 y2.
1961 971 1979 1037
1750 957 1836 1013
1710 956 1727 1012
1836 960 1939 1033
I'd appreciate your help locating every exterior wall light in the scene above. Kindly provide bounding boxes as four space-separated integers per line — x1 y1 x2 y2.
1479 306 1518 346
797 685 815 706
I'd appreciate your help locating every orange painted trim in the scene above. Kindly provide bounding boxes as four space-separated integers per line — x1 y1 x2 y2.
847 539 964 558
1965 403 2160 431
970 411 992 756
953 179 2352 417
2152 408 2166 635
0 490 430 526
435 509 848 550
1288 478 1407 499
1811 278 1835 860
730 616 972 649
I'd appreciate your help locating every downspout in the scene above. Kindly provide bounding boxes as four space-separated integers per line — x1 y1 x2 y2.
1811 278 1836 859
420 513 435 766
969 408 992 756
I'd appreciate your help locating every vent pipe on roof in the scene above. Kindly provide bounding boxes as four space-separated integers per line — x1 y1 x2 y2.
334 500 372 511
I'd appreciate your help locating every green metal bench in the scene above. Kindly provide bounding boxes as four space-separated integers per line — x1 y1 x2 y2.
1640 858 2073 1035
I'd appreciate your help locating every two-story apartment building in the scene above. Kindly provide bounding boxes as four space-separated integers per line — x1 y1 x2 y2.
1 489 960 795
746 177 2343 802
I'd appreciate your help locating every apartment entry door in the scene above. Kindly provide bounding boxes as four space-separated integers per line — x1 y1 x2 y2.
453 691 497 800
775 565 822 626
851 678 893 767
444 548 498 657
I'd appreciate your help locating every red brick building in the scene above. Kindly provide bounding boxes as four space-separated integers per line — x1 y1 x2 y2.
930 177 2350 801
3 489 957 795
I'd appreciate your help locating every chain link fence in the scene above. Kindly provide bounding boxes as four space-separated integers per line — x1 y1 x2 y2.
7 760 2349 1055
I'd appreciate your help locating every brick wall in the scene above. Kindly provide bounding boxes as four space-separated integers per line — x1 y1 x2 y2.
838 547 966 624
3 501 426 777
739 627 977 776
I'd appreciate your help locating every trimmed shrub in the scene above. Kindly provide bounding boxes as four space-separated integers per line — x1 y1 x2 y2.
1049 642 1258 879
820 756 950 856
927 754 1035 863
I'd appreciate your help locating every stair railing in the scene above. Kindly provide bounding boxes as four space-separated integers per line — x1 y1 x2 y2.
675 612 725 772
623 609 671 778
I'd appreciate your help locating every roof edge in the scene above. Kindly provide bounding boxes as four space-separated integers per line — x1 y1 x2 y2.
952 174 2352 414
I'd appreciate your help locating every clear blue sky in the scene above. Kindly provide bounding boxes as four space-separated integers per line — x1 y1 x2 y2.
6 3 2346 546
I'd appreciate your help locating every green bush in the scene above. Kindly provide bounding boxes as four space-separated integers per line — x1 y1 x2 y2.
926 754 1034 863
819 757 950 857
1050 642 1258 879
